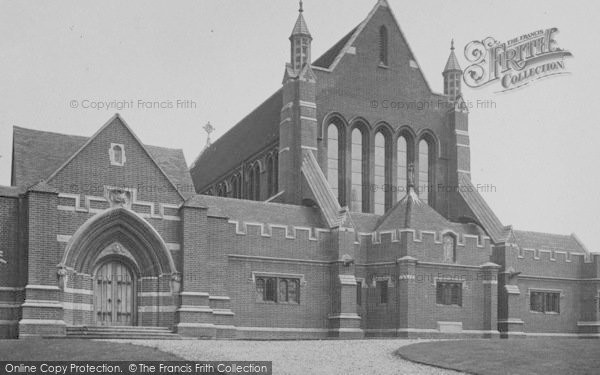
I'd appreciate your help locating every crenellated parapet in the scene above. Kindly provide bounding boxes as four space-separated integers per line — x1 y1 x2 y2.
228 220 331 241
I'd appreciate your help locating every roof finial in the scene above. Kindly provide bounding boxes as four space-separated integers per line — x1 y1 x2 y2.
299 0 303 13
203 121 215 147
451 39 455 51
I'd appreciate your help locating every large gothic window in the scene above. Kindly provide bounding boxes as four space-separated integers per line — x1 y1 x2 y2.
351 128 364 212
418 139 430 205
397 136 408 199
327 124 340 202
379 26 388 66
374 132 388 215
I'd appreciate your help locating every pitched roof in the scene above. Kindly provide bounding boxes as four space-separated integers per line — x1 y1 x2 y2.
511 230 587 253
457 173 506 243
312 26 357 69
189 89 282 191
145 145 195 198
375 187 486 237
12 126 87 187
377 190 450 232
11 125 194 197
444 47 462 72
291 12 311 37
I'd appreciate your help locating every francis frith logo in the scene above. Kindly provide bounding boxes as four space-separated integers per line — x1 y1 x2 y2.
463 28 573 92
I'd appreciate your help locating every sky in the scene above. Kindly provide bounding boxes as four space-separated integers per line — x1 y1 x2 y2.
1 0 599 251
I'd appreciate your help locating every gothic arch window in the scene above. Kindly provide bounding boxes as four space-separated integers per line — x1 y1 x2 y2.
418 139 431 205
266 152 278 197
231 174 241 199
350 127 367 212
109 143 125 166
443 233 457 263
379 26 388 66
272 152 279 194
397 135 408 199
327 123 342 203
216 182 228 197
266 154 275 197
247 167 254 200
248 162 261 201
374 131 389 214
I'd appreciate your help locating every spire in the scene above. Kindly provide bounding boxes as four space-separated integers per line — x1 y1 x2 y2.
289 1 312 72
443 39 462 100
290 2 311 37
443 39 461 72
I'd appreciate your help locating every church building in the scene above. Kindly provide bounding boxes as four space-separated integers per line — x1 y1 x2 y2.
0 0 599 339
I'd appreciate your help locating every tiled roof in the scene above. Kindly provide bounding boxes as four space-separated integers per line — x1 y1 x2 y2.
458 174 505 243
511 230 587 253
375 188 485 236
444 49 461 72
312 26 357 69
189 89 282 191
12 126 87 187
350 212 380 233
11 126 194 197
186 194 326 228
291 12 311 37
145 145 195 198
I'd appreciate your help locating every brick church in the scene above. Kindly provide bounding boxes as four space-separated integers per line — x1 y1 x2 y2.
1 0 599 339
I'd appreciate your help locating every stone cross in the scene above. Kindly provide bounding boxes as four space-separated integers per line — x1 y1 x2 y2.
203 121 215 147
407 162 415 188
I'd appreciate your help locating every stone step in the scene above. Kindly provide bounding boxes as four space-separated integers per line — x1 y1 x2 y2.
66 326 186 340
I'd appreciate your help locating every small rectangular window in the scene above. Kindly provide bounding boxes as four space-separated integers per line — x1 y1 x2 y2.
530 291 560 313
255 276 300 304
436 282 462 306
377 280 388 304
356 281 362 306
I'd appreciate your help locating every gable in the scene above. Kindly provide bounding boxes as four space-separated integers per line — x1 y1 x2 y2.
11 122 194 199
47 116 184 204
313 2 432 96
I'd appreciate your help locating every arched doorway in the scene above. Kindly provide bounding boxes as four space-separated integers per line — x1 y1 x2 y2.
94 260 135 326
58 207 180 328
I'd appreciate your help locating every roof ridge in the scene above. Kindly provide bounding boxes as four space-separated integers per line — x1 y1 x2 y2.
513 229 573 237
14 125 184 152
13 125 89 139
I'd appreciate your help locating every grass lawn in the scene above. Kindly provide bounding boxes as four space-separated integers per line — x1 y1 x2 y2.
0 339 183 361
396 339 600 375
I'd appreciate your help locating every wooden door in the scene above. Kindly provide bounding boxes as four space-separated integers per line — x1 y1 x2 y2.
94 261 134 326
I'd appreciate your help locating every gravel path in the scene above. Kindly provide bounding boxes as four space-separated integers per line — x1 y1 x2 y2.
108 339 464 375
